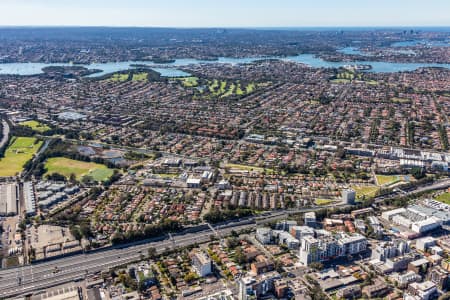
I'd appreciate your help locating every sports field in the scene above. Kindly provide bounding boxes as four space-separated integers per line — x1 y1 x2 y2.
19 120 51 133
44 157 114 182
0 137 42 177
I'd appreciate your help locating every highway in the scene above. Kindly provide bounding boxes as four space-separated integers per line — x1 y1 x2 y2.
0 177 447 298
0 220 257 298
0 118 10 150
405 178 450 194
374 178 450 203
0 206 327 298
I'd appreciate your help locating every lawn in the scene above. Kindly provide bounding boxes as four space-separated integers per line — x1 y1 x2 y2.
435 192 450 205
44 157 114 182
365 80 379 85
376 174 400 186
352 185 380 199
177 76 198 87
209 79 219 92
155 173 179 179
0 137 42 177
225 163 275 174
218 81 227 94
330 79 351 84
235 84 245 95
315 199 335 206
19 120 51 133
132 72 148 81
246 83 256 94
336 71 355 80
110 73 129 82
221 83 235 98
391 97 411 104
193 79 258 98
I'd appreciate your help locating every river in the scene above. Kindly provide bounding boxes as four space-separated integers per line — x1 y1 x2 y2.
0 54 450 77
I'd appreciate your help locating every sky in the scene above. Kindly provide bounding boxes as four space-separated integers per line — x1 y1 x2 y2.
0 0 449 27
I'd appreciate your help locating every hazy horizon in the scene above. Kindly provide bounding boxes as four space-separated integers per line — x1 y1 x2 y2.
0 0 449 27
1 25 450 30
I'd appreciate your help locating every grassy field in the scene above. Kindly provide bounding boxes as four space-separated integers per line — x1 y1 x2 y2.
206 80 257 98
435 192 450 205
177 76 199 87
375 174 411 186
333 71 355 82
19 120 51 133
209 79 219 91
365 80 379 85
330 79 351 84
236 84 244 95
183 78 261 100
110 73 130 82
44 157 114 182
315 199 335 206
246 83 256 93
155 173 180 179
225 163 275 174
376 174 400 186
352 185 379 199
221 83 236 97
132 72 148 81
0 137 42 177
391 97 411 104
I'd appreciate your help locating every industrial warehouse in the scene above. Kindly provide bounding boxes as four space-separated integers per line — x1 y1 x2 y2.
382 204 450 237
0 183 18 216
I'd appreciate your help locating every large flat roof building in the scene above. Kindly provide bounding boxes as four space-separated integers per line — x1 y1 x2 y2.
23 181 36 216
0 183 18 216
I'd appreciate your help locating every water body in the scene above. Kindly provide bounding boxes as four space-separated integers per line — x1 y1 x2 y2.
391 40 450 47
81 61 191 77
1 54 450 77
0 61 190 78
337 47 368 56
283 54 450 73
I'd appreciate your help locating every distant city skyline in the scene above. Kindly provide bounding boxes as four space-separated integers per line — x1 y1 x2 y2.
0 0 449 27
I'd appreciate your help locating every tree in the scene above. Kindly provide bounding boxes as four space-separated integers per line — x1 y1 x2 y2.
226 237 240 248
309 262 324 271
411 167 425 180
81 175 96 185
80 223 92 238
148 247 157 259
69 173 77 183
46 172 66 182
234 247 247 265
184 271 199 283
70 225 82 241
